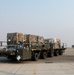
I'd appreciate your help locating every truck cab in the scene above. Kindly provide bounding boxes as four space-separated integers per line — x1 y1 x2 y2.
6 43 31 61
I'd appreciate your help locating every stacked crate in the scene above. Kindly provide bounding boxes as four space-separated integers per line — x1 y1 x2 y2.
54 38 61 44
37 36 44 44
54 38 61 49
26 34 37 45
7 32 25 45
7 32 44 45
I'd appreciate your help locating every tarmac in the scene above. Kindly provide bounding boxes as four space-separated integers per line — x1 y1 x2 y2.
0 48 74 75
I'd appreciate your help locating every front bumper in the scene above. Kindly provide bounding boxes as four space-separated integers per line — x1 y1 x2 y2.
6 51 16 56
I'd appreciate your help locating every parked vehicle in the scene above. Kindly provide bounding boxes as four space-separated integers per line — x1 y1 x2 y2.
0 32 67 61
44 38 67 56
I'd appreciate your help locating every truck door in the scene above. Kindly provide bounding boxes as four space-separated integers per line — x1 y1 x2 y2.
23 45 31 60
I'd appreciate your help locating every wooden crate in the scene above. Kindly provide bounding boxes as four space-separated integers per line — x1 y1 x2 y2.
7 32 25 44
37 36 44 44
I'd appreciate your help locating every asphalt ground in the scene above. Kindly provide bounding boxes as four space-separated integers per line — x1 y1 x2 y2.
0 48 74 75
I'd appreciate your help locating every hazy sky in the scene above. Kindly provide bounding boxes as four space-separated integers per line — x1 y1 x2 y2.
0 0 74 47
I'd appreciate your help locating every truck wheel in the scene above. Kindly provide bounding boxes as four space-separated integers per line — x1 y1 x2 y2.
33 53 39 61
54 50 59 56
42 52 47 59
59 50 63 55
7 56 10 60
49 51 54 57
7 56 16 61
48 50 54 57
11 58 17 61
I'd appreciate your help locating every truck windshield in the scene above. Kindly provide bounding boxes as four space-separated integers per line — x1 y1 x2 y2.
8 45 16 49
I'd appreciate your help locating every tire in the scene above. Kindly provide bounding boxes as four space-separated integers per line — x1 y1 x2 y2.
42 52 47 59
49 43 54 57
7 56 16 61
49 50 54 57
11 58 17 61
7 56 11 60
54 50 59 56
33 53 39 61
49 52 54 57
59 50 63 55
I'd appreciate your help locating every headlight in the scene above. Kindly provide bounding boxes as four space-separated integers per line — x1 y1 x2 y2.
17 50 19 52
6 49 8 51
10 52 15 55
8 39 11 42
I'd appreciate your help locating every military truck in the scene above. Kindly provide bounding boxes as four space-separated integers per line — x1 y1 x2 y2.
6 32 54 61
0 32 66 61
6 33 43 61
44 38 67 56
